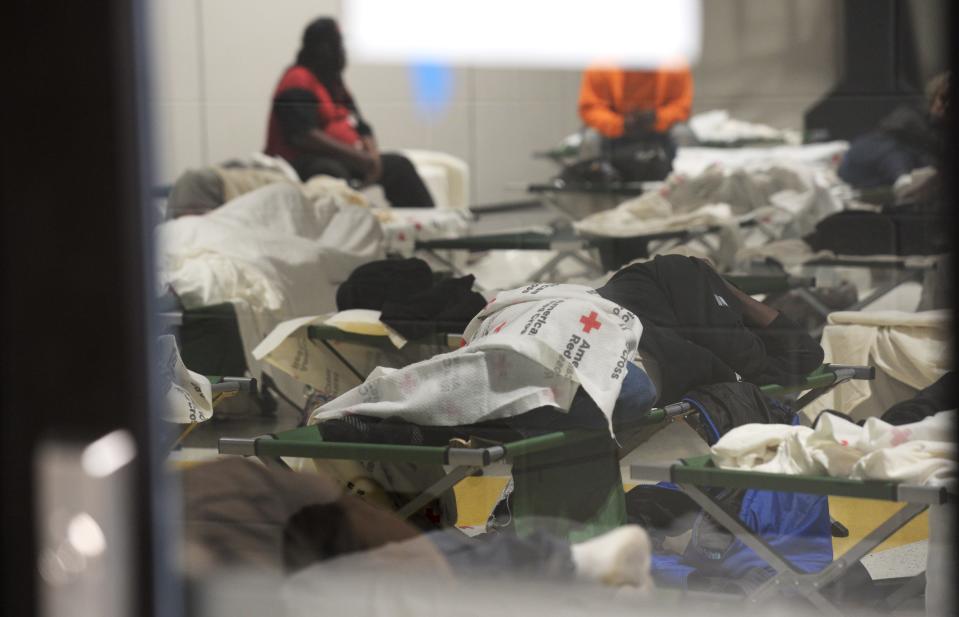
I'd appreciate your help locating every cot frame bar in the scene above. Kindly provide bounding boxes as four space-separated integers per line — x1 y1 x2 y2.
218 365 874 540
678 482 928 617
413 217 760 282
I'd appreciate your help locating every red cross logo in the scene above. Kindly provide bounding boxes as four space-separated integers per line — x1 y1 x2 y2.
580 311 602 333
890 427 912 447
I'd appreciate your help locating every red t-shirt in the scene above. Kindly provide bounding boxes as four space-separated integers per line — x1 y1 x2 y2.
264 66 362 162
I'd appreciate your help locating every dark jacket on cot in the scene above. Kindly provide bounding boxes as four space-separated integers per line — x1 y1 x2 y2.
681 382 793 445
336 258 487 340
880 371 956 426
838 105 942 189
596 255 824 403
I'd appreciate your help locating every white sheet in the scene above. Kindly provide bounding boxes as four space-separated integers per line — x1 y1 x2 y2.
711 410 956 487
688 110 801 146
573 192 735 238
801 310 952 422
157 335 213 424
158 183 385 405
672 141 848 177
310 283 642 433
574 152 846 271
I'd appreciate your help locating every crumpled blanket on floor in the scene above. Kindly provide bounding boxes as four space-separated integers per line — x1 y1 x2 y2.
712 410 956 487
158 183 385 405
309 283 643 434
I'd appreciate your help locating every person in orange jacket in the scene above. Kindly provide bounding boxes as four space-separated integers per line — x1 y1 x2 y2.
577 65 693 181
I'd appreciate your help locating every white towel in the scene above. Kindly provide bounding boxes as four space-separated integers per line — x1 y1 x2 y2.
159 183 385 406
711 410 956 487
801 310 952 422
310 283 643 433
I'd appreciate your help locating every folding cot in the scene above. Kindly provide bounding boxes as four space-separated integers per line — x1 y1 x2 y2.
218 364 875 543
167 375 257 450
526 179 650 223
303 268 816 385
800 255 943 313
630 456 953 616
746 254 945 331
414 215 765 284
163 270 815 403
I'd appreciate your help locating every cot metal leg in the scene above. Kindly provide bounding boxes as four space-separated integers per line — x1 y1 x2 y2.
540 192 579 224
810 502 928 587
679 483 842 616
791 381 849 413
846 269 923 312
395 465 479 520
882 572 926 610
511 435 626 543
528 251 571 282
793 286 834 319
527 250 604 283
421 248 467 278
257 455 291 471
680 482 928 615
318 339 366 382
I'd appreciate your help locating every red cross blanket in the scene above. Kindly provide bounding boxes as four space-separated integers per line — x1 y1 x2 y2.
310 283 643 433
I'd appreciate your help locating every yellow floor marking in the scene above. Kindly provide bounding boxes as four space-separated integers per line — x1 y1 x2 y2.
455 480 931 557
829 496 928 556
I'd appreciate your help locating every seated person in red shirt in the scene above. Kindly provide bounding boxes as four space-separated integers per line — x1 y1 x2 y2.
265 17 435 208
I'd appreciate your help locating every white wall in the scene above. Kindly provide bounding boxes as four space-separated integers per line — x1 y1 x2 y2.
691 0 840 131
147 0 840 204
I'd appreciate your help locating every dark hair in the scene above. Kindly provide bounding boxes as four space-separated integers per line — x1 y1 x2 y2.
295 17 346 89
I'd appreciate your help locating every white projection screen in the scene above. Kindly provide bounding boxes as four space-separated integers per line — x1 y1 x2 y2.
343 0 702 68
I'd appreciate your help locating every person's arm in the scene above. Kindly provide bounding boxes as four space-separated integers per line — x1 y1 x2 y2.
578 70 626 138
358 134 382 184
720 276 824 379
652 68 693 133
289 128 374 176
719 277 780 328
273 84 375 176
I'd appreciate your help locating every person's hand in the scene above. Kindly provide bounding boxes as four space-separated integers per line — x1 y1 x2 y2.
624 110 656 135
363 149 383 185
358 137 382 185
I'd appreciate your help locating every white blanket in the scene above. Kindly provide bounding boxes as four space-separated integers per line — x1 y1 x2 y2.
157 335 213 424
712 410 956 487
673 141 848 177
801 310 952 422
251 310 428 407
574 193 735 239
688 110 801 146
310 284 642 433
574 158 844 271
158 183 385 405
374 208 471 248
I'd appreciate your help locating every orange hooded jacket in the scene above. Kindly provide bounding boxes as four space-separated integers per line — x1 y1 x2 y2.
578 67 693 138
